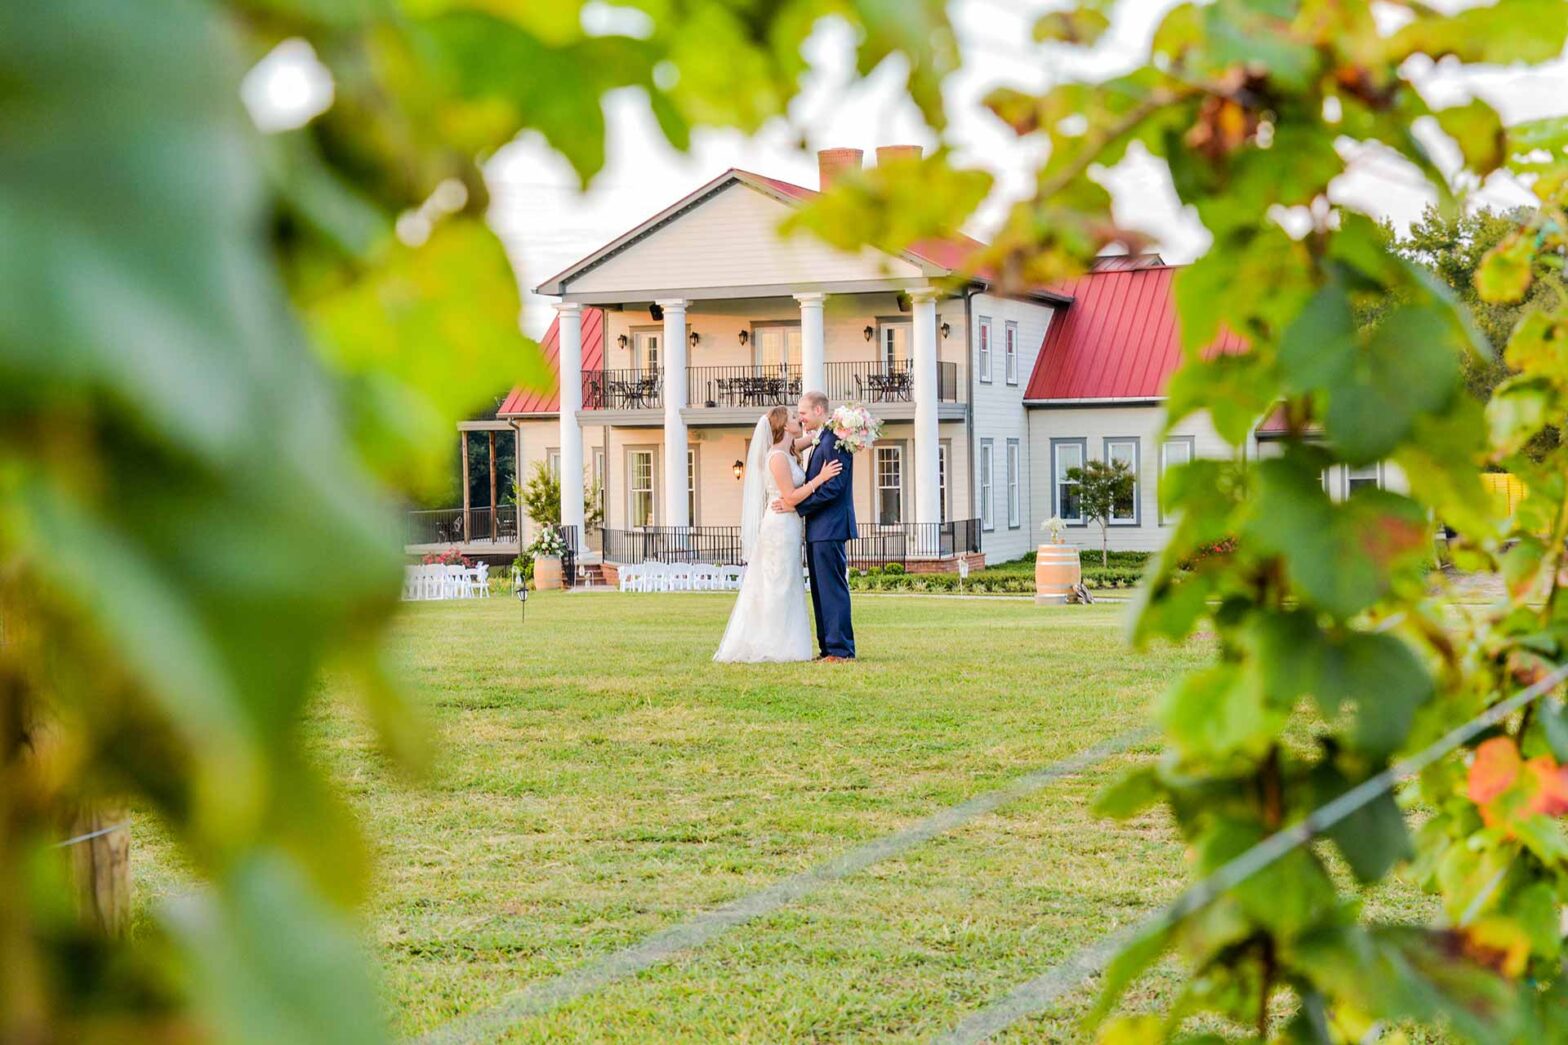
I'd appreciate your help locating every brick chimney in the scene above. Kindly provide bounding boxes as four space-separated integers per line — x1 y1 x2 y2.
875 145 923 166
817 148 863 190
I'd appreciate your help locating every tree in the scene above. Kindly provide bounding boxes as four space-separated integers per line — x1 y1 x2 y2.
1386 206 1564 460
2 1 959 1040
1066 459 1133 567
515 462 604 535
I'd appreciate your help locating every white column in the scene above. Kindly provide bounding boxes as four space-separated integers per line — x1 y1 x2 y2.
659 298 690 528
911 289 941 550
557 303 585 537
796 292 826 395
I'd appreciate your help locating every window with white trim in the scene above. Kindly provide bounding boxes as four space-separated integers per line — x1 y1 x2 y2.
1158 437 1194 525
1004 321 1019 384
547 448 560 479
938 442 949 523
1346 462 1380 496
875 445 903 525
628 449 655 527
687 446 699 524
978 317 993 383
1053 439 1086 523
880 322 909 373
980 439 995 530
593 448 606 518
1105 437 1139 525
633 330 660 374
1006 440 1021 528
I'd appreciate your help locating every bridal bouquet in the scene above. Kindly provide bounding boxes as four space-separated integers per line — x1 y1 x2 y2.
821 402 882 453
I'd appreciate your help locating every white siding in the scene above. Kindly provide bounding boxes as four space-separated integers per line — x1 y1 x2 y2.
1026 405 1233 553
599 293 965 382
566 183 922 295
967 293 1054 563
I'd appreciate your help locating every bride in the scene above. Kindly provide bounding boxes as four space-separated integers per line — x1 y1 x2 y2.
714 405 842 663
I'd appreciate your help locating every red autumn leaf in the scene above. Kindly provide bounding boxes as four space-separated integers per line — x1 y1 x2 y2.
1469 736 1522 805
1526 756 1568 816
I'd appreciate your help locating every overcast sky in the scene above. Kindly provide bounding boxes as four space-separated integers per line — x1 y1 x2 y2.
477 0 1568 335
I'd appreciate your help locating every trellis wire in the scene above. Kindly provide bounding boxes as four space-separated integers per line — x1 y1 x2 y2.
54 822 130 849
937 660 1568 1045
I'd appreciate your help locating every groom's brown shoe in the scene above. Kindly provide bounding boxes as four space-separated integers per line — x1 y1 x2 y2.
822 655 850 663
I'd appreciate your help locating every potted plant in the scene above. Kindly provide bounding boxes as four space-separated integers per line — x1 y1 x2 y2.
1035 515 1081 605
528 527 568 590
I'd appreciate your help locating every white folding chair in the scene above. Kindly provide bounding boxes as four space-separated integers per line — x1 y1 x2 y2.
402 566 420 600
720 565 744 591
668 564 693 592
473 563 489 597
619 563 640 592
690 564 718 591
447 564 470 599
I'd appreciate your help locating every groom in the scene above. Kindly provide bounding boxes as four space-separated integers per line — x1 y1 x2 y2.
773 390 856 661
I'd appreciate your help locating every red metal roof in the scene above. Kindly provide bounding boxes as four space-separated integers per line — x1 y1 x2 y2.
1024 265 1247 401
496 307 604 416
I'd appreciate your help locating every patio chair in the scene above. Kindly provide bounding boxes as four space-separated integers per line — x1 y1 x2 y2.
667 563 694 591
689 564 719 591
719 564 744 591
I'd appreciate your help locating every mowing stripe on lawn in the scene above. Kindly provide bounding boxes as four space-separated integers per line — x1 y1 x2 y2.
416 725 1154 1044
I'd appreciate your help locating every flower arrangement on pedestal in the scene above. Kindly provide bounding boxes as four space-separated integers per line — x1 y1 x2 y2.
1042 516 1066 544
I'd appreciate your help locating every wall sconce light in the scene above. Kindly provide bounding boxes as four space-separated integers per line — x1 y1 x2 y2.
689 330 700 348
739 330 749 345
863 325 875 342
617 334 629 349
940 322 951 339
732 460 744 480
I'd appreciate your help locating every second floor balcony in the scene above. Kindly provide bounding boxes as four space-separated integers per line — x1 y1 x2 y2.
581 359 961 416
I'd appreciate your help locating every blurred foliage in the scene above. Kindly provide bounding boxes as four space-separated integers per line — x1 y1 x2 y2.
0 0 959 1040
788 0 1568 1040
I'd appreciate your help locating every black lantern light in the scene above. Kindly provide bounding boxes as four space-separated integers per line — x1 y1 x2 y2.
940 321 951 339
863 325 874 341
649 303 664 321
732 460 744 480
617 334 629 349
739 330 749 345
689 330 700 348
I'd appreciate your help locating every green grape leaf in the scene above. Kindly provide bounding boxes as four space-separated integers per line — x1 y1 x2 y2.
1435 99 1507 175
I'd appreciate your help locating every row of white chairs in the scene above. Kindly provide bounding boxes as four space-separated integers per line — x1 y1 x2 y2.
618 561 745 593
403 563 490 601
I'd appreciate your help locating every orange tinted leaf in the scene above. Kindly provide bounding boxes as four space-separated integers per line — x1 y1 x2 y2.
1526 756 1568 816
1469 736 1522 805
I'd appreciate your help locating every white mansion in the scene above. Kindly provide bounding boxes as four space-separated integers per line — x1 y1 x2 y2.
411 147 1403 571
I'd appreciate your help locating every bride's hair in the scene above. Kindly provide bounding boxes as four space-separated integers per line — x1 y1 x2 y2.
767 405 790 445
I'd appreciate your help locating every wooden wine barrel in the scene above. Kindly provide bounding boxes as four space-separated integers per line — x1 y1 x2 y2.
1035 543 1081 605
534 555 563 590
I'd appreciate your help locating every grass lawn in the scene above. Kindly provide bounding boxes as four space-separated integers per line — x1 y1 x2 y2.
132 592 1437 1042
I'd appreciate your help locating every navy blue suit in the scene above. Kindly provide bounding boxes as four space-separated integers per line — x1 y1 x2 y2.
794 428 857 658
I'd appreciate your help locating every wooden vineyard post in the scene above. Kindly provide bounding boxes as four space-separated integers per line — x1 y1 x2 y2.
66 808 129 937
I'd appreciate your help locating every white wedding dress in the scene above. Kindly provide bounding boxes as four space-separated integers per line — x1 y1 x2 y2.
714 444 814 663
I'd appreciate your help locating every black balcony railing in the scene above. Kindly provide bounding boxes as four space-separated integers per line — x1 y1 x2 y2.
600 519 982 568
585 361 962 411
602 526 746 565
847 518 981 567
825 359 960 405
406 506 520 546
689 364 801 408
583 368 663 411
